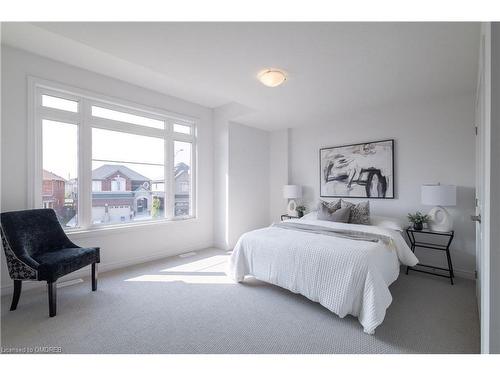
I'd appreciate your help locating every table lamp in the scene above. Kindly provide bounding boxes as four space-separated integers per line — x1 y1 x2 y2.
283 185 302 217
421 183 457 232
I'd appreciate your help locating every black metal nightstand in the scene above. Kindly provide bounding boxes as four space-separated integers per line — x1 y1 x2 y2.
406 227 455 284
281 214 299 221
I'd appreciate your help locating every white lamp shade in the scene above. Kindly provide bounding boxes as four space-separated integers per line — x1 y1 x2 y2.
421 184 457 206
283 185 302 199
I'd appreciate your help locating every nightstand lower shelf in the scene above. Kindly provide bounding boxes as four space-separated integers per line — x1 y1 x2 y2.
406 263 454 280
406 228 455 285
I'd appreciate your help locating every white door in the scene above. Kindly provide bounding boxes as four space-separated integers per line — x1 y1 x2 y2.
474 22 491 354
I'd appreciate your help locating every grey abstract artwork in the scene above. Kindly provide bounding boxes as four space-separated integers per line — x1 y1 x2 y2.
320 139 394 198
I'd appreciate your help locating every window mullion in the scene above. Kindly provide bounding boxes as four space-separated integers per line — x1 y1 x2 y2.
165 121 174 220
30 86 43 208
79 99 92 229
191 137 197 218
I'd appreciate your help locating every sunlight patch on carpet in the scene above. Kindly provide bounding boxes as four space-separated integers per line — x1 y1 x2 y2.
125 272 235 284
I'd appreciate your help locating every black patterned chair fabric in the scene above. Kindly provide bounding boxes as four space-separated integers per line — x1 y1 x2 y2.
1 209 100 282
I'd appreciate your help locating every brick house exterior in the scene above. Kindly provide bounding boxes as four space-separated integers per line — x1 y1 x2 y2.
91 164 159 224
61 163 190 225
42 170 66 216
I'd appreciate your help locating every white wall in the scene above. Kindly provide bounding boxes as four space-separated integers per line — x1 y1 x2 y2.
1 46 214 294
212 103 271 250
272 93 476 277
269 129 289 223
228 122 270 248
212 106 230 250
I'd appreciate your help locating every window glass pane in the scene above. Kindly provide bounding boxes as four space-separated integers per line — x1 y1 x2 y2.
91 129 165 225
92 106 164 129
174 141 192 217
173 123 191 135
42 120 78 228
42 95 78 112
92 128 164 165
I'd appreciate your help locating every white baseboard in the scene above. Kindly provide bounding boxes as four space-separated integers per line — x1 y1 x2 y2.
450 268 475 280
1 242 213 296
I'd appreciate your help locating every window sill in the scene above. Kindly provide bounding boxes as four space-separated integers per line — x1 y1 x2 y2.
66 216 198 239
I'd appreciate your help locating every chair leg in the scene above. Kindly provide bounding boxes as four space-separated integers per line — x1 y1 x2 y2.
48 281 57 317
91 263 98 291
10 280 22 311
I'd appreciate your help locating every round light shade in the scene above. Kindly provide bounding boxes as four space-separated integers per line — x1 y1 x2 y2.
421 184 457 206
258 69 287 87
283 185 302 199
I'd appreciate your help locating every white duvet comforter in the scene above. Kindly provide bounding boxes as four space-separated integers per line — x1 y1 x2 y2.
227 218 418 334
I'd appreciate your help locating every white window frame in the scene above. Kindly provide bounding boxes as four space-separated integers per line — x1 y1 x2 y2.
28 77 198 232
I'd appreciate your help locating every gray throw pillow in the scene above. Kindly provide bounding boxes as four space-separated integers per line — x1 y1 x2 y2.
341 200 370 225
317 206 351 223
317 199 346 222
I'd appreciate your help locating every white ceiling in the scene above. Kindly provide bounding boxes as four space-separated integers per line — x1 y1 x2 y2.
2 22 480 130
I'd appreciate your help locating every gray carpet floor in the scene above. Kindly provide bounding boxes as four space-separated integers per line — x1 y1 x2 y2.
0 248 480 354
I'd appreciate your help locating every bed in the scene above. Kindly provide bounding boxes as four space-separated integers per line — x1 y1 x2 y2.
226 217 418 334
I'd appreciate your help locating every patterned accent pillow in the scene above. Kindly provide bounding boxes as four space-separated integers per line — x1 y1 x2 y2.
317 199 342 221
341 200 370 225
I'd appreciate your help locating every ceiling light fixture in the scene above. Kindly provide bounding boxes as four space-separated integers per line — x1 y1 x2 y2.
257 69 287 87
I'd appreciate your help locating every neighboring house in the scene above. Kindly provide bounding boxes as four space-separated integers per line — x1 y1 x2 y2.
62 163 189 225
65 178 78 200
174 162 191 216
42 170 66 216
91 164 159 224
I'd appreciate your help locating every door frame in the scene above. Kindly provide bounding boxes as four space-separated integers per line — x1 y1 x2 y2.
475 22 491 354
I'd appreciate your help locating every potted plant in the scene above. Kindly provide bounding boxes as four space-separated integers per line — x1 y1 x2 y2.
407 211 430 231
296 205 307 218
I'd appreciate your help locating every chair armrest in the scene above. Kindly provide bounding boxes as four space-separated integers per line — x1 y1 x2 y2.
59 229 81 249
16 249 40 269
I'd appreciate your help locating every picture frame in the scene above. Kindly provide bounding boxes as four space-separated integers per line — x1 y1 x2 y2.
319 139 395 199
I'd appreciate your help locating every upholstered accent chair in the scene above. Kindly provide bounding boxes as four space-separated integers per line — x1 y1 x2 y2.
1 209 100 317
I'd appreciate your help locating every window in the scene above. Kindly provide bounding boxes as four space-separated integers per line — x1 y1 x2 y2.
110 177 126 192
42 119 78 228
179 181 189 193
91 128 165 225
33 79 197 230
42 95 79 112
174 141 192 217
173 123 191 135
91 105 164 129
92 181 102 192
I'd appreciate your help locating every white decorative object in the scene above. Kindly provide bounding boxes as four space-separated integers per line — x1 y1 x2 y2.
421 184 457 232
283 185 302 216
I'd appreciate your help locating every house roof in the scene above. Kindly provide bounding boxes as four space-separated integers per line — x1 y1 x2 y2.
92 164 150 181
174 162 189 179
43 169 67 182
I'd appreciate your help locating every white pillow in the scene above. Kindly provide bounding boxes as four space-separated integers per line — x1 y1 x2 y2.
300 211 318 220
370 215 404 232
